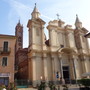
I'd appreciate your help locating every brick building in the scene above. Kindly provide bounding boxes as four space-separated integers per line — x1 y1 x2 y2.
15 48 28 79
15 21 28 80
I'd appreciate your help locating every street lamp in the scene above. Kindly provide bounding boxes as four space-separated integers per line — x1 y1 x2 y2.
40 76 43 83
40 76 42 80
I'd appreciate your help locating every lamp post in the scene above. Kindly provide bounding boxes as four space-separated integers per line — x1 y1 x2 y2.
40 76 46 90
40 76 42 80
40 76 43 83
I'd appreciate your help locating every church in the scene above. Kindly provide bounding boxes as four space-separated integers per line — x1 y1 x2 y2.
15 4 90 87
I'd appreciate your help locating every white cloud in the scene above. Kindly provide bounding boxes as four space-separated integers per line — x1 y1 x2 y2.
41 14 53 20
2 0 53 47
3 0 90 47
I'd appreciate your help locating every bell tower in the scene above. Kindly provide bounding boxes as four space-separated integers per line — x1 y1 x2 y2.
27 3 45 51
74 15 88 50
27 4 46 87
15 20 23 52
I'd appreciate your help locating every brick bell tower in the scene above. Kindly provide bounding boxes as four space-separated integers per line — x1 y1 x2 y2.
15 20 23 52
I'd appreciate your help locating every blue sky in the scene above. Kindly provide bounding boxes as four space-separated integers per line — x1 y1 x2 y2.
0 0 90 47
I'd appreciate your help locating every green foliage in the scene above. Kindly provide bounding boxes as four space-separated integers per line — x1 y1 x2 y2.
38 81 46 90
78 79 90 87
0 84 6 89
48 82 56 90
62 84 68 90
7 82 17 90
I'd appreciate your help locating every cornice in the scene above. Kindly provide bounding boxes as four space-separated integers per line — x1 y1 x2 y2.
0 35 16 39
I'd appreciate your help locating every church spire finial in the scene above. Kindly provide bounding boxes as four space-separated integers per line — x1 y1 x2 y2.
75 14 82 29
56 13 60 20
76 14 80 23
31 3 40 19
35 3 36 7
17 19 21 26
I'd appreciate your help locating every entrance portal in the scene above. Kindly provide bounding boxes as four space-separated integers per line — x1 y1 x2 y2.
63 66 70 84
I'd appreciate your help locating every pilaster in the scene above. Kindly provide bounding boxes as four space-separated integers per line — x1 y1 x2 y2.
51 57 56 81
58 55 63 79
43 53 48 80
84 57 90 72
32 56 37 87
72 55 81 79
69 58 75 80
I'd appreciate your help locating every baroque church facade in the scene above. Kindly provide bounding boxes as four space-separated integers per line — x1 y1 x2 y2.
15 4 90 86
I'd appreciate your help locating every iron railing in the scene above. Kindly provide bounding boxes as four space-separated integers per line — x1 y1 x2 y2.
0 47 11 55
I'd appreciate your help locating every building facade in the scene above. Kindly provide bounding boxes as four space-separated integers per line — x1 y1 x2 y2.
26 5 90 86
0 34 16 86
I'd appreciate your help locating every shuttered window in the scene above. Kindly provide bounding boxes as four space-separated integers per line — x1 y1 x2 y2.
2 57 7 66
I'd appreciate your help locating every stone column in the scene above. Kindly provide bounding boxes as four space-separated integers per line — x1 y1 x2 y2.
58 54 64 81
43 53 48 81
59 57 63 79
72 55 81 79
32 57 37 87
52 57 55 81
72 58 77 80
32 26 34 44
41 26 45 45
84 58 90 72
81 59 86 73
69 57 74 81
49 29 53 46
30 52 37 87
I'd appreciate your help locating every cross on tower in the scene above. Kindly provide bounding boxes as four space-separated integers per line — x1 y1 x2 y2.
35 3 36 6
56 14 60 20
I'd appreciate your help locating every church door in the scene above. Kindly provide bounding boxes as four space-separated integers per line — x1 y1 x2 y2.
62 66 70 84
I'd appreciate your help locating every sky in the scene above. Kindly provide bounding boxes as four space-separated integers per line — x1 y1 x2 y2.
0 0 90 48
